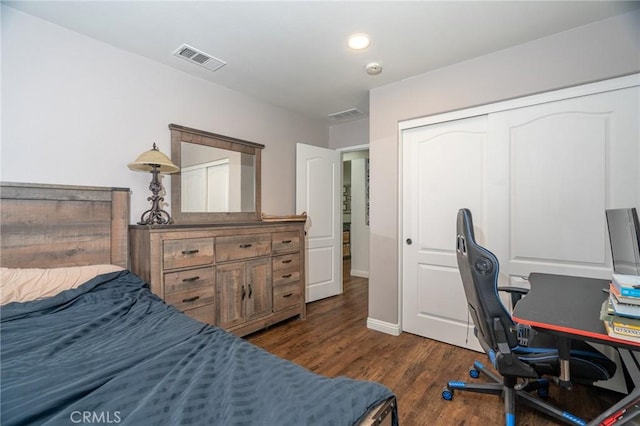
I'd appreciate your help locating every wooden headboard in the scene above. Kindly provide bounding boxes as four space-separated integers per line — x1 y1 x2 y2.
0 182 130 269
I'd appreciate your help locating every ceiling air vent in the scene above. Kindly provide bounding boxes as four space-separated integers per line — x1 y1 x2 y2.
173 44 226 72
328 108 365 121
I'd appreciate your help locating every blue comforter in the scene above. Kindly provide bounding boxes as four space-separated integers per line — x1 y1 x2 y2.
1 271 396 425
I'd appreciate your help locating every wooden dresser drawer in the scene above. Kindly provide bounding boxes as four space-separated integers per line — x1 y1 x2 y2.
216 234 271 262
272 231 300 254
272 254 300 286
163 238 214 270
164 267 215 294
273 283 303 312
184 304 215 325
165 286 215 312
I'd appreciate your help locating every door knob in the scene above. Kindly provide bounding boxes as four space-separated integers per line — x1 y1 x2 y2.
406 238 412 245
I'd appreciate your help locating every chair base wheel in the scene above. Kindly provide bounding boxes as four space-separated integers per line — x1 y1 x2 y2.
469 367 480 379
537 386 549 399
442 388 453 400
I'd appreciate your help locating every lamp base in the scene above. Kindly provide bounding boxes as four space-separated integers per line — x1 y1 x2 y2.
137 207 172 225
137 166 173 226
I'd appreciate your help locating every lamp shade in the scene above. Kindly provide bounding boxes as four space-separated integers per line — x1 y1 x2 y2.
128 143 179 174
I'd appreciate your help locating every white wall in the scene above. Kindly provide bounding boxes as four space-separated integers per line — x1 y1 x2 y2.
368 10 640 327
0 6 329 223
329 117 369 150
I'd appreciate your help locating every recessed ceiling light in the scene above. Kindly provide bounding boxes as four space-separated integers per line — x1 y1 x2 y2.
348 33 370 50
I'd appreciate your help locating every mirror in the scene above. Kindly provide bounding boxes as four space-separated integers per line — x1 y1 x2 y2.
181 143 255 213
169 124 263 224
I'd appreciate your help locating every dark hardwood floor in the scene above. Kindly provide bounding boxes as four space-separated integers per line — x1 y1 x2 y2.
246 263 624 425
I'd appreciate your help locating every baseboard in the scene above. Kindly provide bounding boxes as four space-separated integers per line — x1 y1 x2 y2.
351 269 369 278
367 318 401 336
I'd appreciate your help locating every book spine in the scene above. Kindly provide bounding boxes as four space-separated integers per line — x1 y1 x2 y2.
609 298 640 319
621 287 640 298
604 320 640 343
613 320 640 331
612 280 640 298
609 284 640 306
613 324 640 338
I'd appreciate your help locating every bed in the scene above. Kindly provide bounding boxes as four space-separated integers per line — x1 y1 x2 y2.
0 182 397 426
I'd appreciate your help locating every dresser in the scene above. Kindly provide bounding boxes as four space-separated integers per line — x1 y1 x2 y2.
129 222 305 336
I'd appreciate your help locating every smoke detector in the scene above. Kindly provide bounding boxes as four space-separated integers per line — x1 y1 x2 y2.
173 44 226 72
365 62 383 76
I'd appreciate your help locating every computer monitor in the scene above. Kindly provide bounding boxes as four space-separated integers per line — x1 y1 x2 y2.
606 208 640 276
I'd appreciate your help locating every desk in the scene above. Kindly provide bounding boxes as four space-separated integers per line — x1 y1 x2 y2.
512 273 640 425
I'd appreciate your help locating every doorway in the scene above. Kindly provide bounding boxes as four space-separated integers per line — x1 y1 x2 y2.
341 149 370 280
295 143 370 302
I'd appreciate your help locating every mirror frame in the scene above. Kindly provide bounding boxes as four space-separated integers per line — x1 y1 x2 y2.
169 124 264 224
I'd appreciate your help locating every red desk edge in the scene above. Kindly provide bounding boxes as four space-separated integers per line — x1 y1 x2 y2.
512 314 640 348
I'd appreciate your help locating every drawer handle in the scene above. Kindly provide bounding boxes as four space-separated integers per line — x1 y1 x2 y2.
182 276 200 282
181 249 200 255
282 259 292 264
239 243 253 248
182 296 200 303
282 274 292 278
281 240 292 244
283 292 293 298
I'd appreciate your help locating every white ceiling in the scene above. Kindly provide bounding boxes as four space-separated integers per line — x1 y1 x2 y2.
5 1 640 122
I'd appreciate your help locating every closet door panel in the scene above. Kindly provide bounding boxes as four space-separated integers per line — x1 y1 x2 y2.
489 87 639 281
401 116 487 351
510 113 606 264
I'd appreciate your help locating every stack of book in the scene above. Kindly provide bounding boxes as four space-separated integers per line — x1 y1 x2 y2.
601 273 640 343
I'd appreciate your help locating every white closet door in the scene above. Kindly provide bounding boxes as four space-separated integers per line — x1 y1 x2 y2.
488 87 640 287
402 116 487 351
401 85 639 349
182 168 207 212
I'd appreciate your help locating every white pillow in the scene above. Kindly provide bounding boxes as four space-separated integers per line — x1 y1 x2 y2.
0 264 125 305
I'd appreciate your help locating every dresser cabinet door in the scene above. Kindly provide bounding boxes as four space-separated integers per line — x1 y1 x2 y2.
245 258 272 321
216 259 273 327
216 262 246 329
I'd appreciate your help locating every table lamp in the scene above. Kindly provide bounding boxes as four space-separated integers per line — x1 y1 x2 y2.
128 143 180 225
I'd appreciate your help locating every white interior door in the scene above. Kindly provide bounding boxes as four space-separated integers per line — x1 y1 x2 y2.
402 116 487 351
296 143 342 302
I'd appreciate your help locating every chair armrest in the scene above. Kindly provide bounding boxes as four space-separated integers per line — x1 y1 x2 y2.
497 286 529 307
492 318 538 378
497 286 529 295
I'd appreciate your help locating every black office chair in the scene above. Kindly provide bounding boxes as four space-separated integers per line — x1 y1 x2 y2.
443 208 616 426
